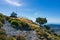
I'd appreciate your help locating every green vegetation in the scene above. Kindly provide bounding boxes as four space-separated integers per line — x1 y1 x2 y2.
44 25 50 30
16 35 26 40
0 13 60 40
8 17 60 40
9 18 30 30
0 22 3 28
36 17 47 25
0 28 6 35
0 28 6 40
6 36 16 40
0 13 5 24
0 35 6 40
0 28 26 40
11 20 19 26
10 12 17 18
57 35 60 37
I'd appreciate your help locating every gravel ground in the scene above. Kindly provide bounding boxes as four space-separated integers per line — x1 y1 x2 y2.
2 21 40 40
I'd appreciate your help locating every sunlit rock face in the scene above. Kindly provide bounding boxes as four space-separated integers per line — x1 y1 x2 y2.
2 21 40 40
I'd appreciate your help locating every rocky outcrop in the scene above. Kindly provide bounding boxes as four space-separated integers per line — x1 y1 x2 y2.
2 21 40 40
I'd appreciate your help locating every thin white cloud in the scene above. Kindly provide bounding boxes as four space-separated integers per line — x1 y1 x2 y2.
5 0 22 6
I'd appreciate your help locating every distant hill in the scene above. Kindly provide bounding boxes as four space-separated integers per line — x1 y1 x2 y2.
47 24 60 35
47 24 60 29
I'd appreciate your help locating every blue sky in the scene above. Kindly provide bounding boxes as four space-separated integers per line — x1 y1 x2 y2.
0 0 60 24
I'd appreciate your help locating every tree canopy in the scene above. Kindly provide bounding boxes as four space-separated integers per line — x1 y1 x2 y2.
36 17 47 24
10 12 17 18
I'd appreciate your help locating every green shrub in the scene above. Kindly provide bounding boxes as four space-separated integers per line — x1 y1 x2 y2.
0 29 6 35
16 35 26 40
57 35 60 37
9 19 13 23
6 16 11 21
18 22 23 27
0 35 6 40
11 20 18 26
6 36 16 40
0 22 3 28
20 22 28 27
44 25 50 30
0 13 5 24
0 29 6 40
9 19 30 30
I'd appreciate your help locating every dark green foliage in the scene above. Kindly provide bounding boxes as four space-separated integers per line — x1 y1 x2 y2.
0 22 3 28
9 19 22 28
57 35 60 37
0 13 5 24
51 30 55 33
18 21 23 27
11 20 18 26
0 28 16 40
0 29 6 40
0 35 6 40
6 16 11 21
10 12 17 18
36 17 47 24
51 30 58 36
44 25 50 30
8 18 12 23
9 19 30 30
54 33 57 36
20 22 28 27
0 29 6 35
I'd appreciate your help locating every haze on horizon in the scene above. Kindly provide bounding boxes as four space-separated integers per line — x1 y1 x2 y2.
0 0 60 24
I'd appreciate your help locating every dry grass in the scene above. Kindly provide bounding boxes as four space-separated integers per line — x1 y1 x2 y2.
10 17 60 40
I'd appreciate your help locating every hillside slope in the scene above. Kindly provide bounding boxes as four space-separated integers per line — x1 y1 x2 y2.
8 17 60 40
17 18 60 40
0 13 60 40
2 21 40 40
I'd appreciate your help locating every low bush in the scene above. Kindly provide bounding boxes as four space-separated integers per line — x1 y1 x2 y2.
0 13 5 24
0 28 6 35
11 20 18 26
6 36 16 40
0 22 3 28
16 35 26 40
0 35 6 40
